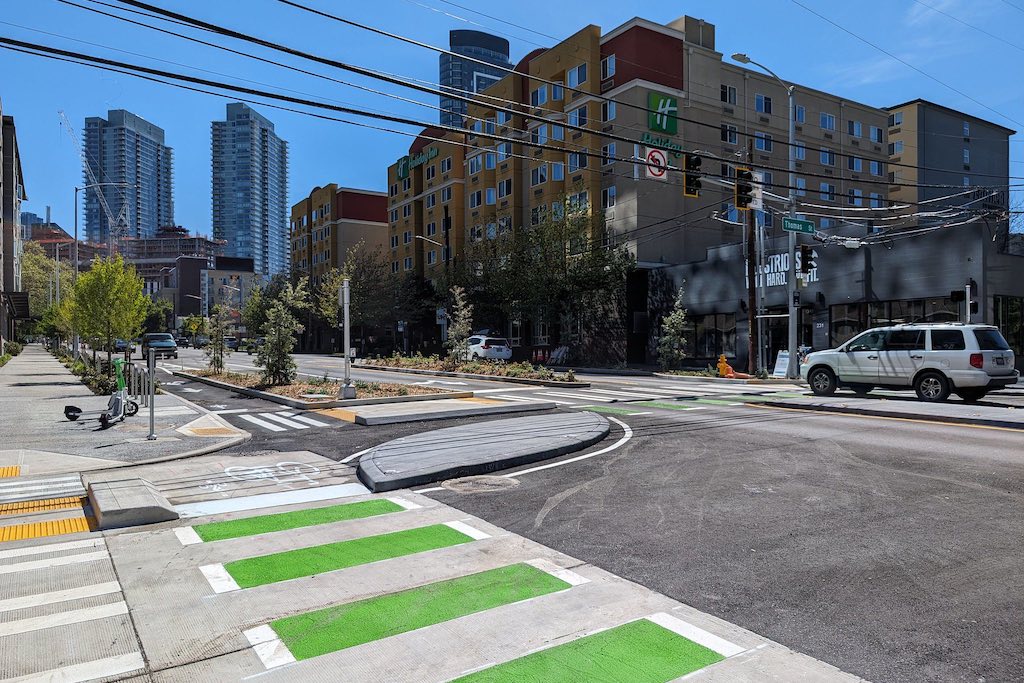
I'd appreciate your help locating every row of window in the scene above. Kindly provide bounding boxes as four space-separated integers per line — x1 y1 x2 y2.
389 187 455 222
721 85 884 142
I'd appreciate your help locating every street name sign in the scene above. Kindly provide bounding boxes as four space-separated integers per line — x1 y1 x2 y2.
783 218 815 234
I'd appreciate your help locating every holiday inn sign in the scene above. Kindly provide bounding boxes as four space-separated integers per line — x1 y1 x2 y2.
396 146 439 180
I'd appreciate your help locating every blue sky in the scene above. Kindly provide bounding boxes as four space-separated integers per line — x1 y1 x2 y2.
1 0 1021 235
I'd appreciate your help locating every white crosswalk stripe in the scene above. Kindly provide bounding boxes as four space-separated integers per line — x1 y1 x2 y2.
537 391 613 402
236 411 337 433
0 475 85 504
239 414 286 432
583 388 663 399
290 414 331 427
260 413 311 430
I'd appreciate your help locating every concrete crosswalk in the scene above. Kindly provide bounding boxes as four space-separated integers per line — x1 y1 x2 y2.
0 474 85 505
232 411 334 434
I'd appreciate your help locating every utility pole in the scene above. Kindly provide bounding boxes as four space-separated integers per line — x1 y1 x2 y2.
745 139 758 375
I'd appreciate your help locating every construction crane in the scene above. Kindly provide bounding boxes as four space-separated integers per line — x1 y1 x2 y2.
59 110 130 255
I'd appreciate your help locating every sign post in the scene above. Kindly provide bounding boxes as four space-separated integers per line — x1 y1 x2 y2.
339 279 356 399
147 348 156 440
783 217 815 234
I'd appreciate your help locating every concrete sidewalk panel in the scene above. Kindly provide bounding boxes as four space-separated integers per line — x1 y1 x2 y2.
88 478 179 529
357 412 610 492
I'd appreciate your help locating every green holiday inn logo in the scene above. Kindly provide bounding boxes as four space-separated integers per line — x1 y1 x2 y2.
648 91 678 135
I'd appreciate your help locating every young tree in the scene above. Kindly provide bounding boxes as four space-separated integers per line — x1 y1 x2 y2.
254 279 309 385
241 274 290 337
205 305 232 373
66 256 147 373
142 297 174 334
656 286 689 371
444 284 473 370
183 314 206 345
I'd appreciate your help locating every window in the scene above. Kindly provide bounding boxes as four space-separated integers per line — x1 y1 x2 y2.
530 85 548 107
870 192 882 208
755 93 772 114
602 185 616 209
425 193 436 208
389 209 398 223
601 55 616 80
551 125 565 141
820 182 836 200
390 235 399 248
440 157 452 173
425 165 436 181
389 183 398 196
963 121 971 137
568 106 588 127
486 187 496 205
402 177 411 191
403 230 412 244
551 201 565 220
530 206 542 226
870 160 883 176
870 126 883 143
485 118 496 134
820 112 836 131
963 176 971 187
889 170 901 184
568 190 588 210
441 187 452 202
426 222 436 236
497 110 512 125
820 218 834 229
848 188 863 206
602 100 616 122
551 81 564 100
755 132 773 152
469 190 482 208
497 178 512 198
795 177 806 196
531 125 548 145
427 250 436 265
602 143 616 165
721 124 738 145
468 155 482 174
820 148 835 166
568 150 588 172
848 120 863 137
794 105 806 123
531 164 547 186
975 329 1010 351
720 84 737 105
551 162 565 181
391 261 399 273
567 63 587 88
496 142 512 161
794 141 806 161
404 257 413 271
761 171 773 188
848 156 862 172
402 204 412 217
889 140 904 155
888 112 903 127
931 329 965 351
963 148 970 164
485 153 496 170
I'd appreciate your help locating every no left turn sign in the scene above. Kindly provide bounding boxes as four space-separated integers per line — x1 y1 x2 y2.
644 147 668 181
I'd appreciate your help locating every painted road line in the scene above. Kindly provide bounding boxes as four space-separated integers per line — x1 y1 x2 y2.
471 387 538 394
386 497 421 510
200 563 242 594
244 625 297 669
628 412 654 416
492 394 542 403
0 496 86 516
524 558 590 586
260 413 311 430
264 563 573 665
0 466 20 478
9 652 146 683
175 482 370 518
635 401 709 412
0 550 109 575
0 600 128 637
212 408 250 415
0 580 121 613
647 611 745 658
450 616 727 683
506 417 633 478
693 398 746 407
538 392 613 402
0 516 93 543
576 405 642 416
585 388 662 399
0 484 85 504
191 499 405 542
223 523 479 589
152 406 197 416
510 395 576 405
238 414 287 432
339 446 372 464
0 537 103 560
443 520 491 540
0 476 80 491
290 414 331 427
173 526 203 546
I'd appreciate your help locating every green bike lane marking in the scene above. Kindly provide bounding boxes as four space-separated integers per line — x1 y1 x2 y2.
451 615 735 683
200 520 489 593
244 560 583 667
189 498 408 543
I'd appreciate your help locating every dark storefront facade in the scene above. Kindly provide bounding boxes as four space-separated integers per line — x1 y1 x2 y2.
652 223 1024 372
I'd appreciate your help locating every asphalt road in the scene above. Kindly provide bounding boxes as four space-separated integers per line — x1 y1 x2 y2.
427 404 1024 682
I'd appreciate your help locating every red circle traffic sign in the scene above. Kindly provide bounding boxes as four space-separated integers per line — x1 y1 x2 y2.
646 148 667 177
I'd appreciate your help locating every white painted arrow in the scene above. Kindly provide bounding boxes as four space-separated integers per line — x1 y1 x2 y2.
181 388 202 393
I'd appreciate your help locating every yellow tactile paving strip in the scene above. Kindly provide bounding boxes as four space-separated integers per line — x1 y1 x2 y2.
0 466 21 479
0 516 95 542
0 497 87 516
188 427 238 436
317 408 356 423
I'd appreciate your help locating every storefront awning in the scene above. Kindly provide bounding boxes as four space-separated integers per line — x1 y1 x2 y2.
2 292 30 319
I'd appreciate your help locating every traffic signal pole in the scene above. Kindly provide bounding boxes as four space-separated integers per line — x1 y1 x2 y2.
745 141 758 375
785 82 799 379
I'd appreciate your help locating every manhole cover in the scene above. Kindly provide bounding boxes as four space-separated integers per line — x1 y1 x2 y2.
441 475 520 494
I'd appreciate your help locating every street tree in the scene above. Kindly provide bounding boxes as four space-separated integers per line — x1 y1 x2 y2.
65 256 147 373
20 241 74 319
183 314 206 345
142 297 174 334
205 305 232 373
241 274 290 336
444 284 473 370
254 278 309 385
656 285 689 371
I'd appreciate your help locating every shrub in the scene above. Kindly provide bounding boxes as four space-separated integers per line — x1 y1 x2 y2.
4 341 23 356
0 353 11 368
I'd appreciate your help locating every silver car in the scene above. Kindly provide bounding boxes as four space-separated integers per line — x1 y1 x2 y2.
801 323 1018 402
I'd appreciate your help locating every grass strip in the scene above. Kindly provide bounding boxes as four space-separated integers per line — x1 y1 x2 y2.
193 499 403 542
272 563 569 660
225 523 474 588
451 618 724 682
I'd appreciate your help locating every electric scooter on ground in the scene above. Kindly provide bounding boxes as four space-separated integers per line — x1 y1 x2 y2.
64 358 139 428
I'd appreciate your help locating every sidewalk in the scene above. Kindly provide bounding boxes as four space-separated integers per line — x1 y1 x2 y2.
0 345 247 475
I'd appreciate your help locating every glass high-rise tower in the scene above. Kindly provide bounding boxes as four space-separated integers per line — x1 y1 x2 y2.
439 31 513 128
82 110 174 244
211 103 289 277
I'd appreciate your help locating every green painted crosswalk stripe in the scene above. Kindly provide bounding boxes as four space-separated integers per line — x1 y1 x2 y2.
193 499 403 542
578 405 639 415
634 401 701 411
451 618 724 682
272 563 570 660
225 523 474 588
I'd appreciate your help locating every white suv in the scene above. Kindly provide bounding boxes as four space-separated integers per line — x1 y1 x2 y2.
466 336 513 361
801 324 1018 402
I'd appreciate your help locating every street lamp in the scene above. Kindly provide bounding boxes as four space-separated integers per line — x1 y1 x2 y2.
731 53 799 379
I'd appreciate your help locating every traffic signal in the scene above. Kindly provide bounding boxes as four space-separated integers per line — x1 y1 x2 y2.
683 153 702 198
735 168 754 210
799 244 814 274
